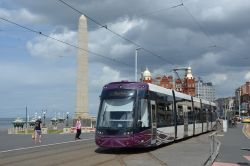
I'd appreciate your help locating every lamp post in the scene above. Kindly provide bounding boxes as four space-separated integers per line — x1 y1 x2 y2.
43 111 46 127
238 88 241 119
135 47 141 82
66 112 69 127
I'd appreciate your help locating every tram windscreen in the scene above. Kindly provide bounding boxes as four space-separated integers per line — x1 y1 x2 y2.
98 97 134 129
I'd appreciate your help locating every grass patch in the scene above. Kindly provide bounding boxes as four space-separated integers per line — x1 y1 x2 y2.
16 129 63 134
48 130 63 134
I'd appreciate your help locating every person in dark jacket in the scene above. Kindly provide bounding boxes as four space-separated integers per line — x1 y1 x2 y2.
34 116 42 143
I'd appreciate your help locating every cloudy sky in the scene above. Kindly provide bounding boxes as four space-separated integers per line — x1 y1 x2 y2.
1 0 250 118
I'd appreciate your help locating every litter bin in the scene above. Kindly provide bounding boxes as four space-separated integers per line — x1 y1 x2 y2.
223 120 228 132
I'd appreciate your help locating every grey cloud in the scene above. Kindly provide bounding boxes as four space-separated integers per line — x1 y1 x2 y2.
2 0 250 117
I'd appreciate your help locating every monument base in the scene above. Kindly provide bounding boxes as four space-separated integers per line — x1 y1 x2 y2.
63 128 71 134
42 128 48 134
73 116 92 128
73 115 96 128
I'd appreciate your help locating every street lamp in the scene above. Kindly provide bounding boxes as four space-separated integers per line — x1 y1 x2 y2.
135 47 141 82
43 111 46 127
66 112 69 127
238 88 241 119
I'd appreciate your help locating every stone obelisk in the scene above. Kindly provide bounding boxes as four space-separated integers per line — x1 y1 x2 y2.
75 15 90 121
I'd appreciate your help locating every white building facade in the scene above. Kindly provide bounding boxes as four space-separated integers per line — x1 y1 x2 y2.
195 80 215 102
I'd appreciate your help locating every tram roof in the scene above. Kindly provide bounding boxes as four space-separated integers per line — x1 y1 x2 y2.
103 82 216 106
173 90 192 101
148 83 173 96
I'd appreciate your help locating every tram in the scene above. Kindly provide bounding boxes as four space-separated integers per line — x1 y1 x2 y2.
95 81 217 148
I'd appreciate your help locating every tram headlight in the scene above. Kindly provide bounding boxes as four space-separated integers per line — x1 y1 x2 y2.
123 131 133 135
97 130 103 135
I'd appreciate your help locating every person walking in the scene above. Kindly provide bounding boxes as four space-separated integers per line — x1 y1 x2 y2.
34 116 42 144
75 117 82 140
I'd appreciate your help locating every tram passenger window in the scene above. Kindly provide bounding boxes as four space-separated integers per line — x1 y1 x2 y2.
202 109 207 122
177 106 184 125
157 103 167 127
138 99 149 127
195 108 201 123
152 105 156 123
208 110 212 122
165 96 174 126
188 107 193 124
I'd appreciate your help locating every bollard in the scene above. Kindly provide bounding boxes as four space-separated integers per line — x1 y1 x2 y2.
223 120 228 132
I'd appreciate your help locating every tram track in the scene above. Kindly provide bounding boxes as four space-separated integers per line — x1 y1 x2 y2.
148 152 168 166
0 140 98 166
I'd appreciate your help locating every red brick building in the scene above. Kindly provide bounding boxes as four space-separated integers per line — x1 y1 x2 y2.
141 67 196 96
237 82 250 116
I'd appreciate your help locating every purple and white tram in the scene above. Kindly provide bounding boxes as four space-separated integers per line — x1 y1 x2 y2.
95 81 217 148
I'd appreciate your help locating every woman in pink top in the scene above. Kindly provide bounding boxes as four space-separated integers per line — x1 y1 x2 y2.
75 117 82 140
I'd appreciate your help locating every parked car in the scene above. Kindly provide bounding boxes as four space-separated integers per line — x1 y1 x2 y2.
241 117 250 123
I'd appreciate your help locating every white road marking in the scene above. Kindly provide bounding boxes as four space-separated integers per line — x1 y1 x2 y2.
242 124 250 139
216 134 224 137
0 138 94 153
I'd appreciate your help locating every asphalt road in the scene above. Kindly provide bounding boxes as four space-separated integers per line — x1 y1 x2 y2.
0 131 214 166
0 131 95 151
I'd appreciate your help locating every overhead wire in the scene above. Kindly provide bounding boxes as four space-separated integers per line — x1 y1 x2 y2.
57 0 182 65
137 3 183 17
180 1 246 57
181 3 217 48
0 17 132 67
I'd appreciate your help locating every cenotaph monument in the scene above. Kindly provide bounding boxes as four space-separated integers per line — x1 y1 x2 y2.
75 15 92 127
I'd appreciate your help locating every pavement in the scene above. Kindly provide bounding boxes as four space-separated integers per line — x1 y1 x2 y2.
213 123 250 166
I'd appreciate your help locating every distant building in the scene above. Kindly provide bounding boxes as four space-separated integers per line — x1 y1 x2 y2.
241 82 250 95
195 80 215 102
215 97 235 118
141 67 196 96
235 82 250 116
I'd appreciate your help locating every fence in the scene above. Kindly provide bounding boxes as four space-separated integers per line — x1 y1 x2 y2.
204 131 221 166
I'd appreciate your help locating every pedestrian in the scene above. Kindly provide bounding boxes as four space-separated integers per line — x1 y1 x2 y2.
34 116 42 144
75 117 82 140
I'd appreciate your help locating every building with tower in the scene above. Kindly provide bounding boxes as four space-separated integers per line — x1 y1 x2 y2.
141 67 196 96
141 67 152 83
182 67 196 96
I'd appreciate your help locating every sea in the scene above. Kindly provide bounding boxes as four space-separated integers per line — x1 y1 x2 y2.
0 118 15 132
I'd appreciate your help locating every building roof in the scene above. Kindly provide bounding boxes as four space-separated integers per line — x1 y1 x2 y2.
143 67 151 77
186 66 193 79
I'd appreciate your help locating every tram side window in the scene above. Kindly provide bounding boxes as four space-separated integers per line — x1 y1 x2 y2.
187 107 193 124
138 99 149 127
157 102 167 127
166 101 174 126
208 109 212 122
213 106 217 121
202 109 207 123
194 108 201 123
193 101 202 123
177 105 184 125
